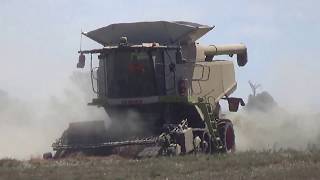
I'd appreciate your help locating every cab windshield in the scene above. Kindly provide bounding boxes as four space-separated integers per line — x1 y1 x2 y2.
107 48 165 98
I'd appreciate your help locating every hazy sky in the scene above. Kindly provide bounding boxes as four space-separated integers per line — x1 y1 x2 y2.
1 0 319 109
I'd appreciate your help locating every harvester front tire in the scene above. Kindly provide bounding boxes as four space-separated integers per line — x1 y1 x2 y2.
218 119 236 153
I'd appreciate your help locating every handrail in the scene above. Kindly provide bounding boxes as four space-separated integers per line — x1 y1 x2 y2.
90 53 98 94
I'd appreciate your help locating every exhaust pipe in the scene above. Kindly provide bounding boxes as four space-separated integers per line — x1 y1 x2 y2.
204 44 248 66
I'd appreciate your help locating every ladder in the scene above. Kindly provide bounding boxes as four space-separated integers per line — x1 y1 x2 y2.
201 103 224 151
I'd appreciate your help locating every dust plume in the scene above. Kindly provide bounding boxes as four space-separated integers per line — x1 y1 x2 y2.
229 90 320 151
227 57 320 151
0 71 108 159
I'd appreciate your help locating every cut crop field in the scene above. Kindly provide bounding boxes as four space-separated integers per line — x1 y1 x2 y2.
1 150 320 180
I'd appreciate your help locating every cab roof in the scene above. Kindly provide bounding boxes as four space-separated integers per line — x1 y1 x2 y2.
83 21 214 46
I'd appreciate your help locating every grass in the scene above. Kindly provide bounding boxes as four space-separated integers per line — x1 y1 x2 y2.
1 150 320 180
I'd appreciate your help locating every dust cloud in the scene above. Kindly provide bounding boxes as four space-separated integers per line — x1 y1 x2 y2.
0 71 108 159
1 60 319 159
227 58 320 152
229 90 320 151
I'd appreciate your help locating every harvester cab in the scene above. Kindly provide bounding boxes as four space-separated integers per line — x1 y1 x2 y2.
50 21 248 158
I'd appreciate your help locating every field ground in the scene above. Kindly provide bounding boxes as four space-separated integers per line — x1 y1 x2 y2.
1 150 320 180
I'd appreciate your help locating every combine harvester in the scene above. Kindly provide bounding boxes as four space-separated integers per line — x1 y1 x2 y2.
47 21 248 158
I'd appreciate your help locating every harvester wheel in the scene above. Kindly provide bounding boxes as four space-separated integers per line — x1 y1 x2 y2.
218 119 236 153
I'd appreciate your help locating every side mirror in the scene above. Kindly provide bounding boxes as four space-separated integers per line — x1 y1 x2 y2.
226 97 245 112
77 53 85 68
